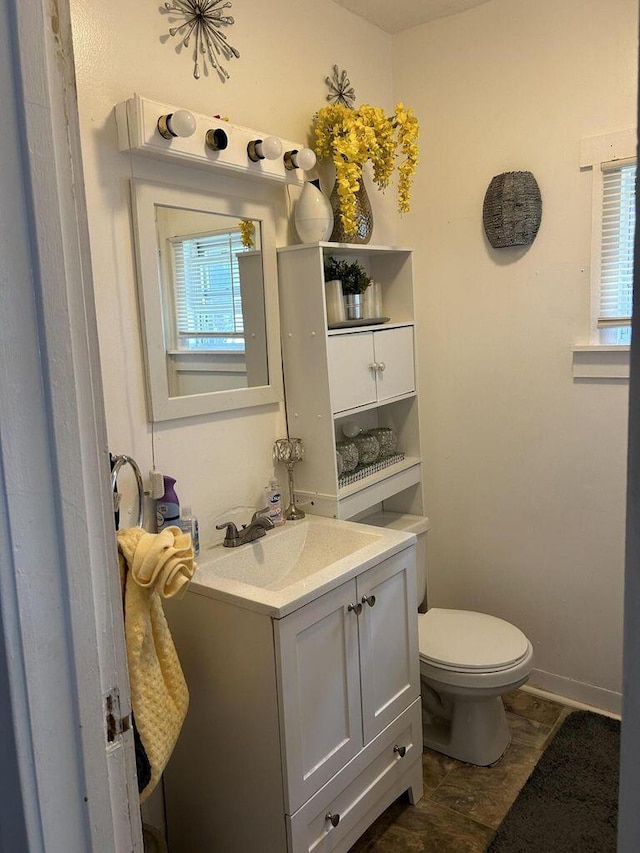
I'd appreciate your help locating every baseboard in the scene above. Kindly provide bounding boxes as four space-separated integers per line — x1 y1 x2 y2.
525 668 622 718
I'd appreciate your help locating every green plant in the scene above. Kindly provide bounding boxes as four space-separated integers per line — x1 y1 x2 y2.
323 256 346 283
324 256 371 295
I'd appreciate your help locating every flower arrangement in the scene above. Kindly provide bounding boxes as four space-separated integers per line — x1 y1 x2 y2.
313 102 419 238
324 256 371 295
239 219 255 249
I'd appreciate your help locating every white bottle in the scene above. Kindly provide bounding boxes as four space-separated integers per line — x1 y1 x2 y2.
179 504 200 555
263 478 284 526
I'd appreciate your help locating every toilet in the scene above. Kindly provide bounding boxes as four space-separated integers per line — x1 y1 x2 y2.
360 511 534 766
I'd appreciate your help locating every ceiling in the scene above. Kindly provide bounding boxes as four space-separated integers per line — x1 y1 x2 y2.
331 0 494 34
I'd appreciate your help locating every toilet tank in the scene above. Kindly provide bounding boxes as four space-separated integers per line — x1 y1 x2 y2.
359 512 431 610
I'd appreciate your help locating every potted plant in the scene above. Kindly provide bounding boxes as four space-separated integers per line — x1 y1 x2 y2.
314 103 419 241
324 257 371 320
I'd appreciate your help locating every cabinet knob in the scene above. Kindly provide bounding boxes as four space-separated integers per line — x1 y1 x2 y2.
347 602 362 615
325 811 340 827
369 362 378 372
394 744 407 758
378 361 386 372
361 594 376 607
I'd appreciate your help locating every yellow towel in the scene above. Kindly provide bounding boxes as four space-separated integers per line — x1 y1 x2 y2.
117 526 196 803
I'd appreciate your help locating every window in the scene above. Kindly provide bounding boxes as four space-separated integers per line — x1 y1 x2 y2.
169 229 248 352
596 160 635 345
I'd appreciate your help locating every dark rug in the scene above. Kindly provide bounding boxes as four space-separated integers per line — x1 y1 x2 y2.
487 710 620 852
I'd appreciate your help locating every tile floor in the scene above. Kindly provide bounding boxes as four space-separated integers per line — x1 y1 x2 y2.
349 690 572 852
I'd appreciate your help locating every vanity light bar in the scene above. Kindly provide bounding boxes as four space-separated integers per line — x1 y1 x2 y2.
115 94 308 184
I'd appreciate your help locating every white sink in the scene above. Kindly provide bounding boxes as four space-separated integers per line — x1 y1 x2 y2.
189 515 415 617
211 520 378 590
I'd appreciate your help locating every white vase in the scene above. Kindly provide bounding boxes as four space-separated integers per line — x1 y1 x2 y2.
324 279 346 324
294 180 334 244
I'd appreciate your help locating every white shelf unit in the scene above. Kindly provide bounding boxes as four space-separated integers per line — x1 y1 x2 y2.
277 242 424 520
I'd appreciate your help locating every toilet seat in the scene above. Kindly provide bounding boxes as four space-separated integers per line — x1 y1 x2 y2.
418 608 530 673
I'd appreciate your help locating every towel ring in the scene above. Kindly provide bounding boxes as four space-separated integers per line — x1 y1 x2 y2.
111 454 145 529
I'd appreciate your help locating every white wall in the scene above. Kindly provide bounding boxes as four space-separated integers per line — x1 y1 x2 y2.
393 0 637 711
69 0 395 544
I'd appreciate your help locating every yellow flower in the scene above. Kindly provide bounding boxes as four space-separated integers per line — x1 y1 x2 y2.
239 219 255 249
313 102 420 237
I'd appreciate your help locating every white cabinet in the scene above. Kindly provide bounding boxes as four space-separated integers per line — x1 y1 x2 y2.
277 242 424 520
275 551 420 815
163 545 423 853
327 326 415 413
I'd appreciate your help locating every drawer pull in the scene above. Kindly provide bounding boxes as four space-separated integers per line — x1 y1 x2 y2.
348 602 362 615
394 744 407 758
326 811 341 828
361 594 376 607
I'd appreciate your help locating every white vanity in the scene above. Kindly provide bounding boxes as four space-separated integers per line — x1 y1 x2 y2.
164 516 422 852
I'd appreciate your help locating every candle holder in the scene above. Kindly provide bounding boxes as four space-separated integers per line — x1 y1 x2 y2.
273 437 306 520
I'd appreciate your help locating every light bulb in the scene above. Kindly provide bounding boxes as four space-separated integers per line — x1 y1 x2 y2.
157 109 197 139
295 148 317 171
260 136 283 160
247 136 283 162
284 147 317 171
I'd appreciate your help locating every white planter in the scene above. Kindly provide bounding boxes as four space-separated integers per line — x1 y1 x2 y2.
324 279 345 324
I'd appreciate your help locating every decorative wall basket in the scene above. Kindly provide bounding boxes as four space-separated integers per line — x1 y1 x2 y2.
482 171 542 248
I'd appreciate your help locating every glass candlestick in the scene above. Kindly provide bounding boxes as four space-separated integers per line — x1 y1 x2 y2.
273 437 306 520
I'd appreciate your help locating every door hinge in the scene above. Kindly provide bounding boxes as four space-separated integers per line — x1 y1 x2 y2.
105 687 131 743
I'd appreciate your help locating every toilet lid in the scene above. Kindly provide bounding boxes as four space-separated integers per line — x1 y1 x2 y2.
418 608 530 672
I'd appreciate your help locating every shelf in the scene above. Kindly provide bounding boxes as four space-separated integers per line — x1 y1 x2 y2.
338 456 421 498
332 391 417 419
294 457 422 520
277 242 413 255
328 320 412 336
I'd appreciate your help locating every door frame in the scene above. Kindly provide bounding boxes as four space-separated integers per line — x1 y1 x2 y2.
0 0 142 849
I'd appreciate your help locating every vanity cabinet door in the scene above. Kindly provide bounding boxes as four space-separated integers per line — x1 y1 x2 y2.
275 579 363 815
357 550 420 744
327 326 415 414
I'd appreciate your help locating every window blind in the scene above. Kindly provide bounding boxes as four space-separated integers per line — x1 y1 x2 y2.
598 161 636 329
170 230 246 351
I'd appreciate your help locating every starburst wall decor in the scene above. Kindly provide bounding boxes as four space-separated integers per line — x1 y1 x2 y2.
163 0 240 81
325 65 356 108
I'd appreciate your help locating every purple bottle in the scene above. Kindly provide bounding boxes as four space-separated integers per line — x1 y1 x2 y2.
156 475 180 531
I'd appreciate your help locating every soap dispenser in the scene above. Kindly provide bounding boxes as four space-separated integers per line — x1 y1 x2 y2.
263 477 284 526
180 505 200 555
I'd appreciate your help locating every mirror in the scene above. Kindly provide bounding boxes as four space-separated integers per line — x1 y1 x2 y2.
132 180 283 421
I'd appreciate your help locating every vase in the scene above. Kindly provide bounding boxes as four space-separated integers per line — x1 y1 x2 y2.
329 179 373 244
294 179 333 244
324 279 346 324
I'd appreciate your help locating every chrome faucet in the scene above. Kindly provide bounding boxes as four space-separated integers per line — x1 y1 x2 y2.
216 508 275 547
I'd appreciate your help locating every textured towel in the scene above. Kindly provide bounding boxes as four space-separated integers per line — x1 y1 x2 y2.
117 526 196 803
